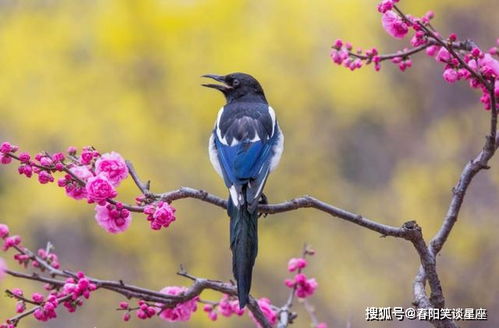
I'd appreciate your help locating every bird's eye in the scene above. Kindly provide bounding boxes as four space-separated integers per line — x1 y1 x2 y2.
232 79 240 87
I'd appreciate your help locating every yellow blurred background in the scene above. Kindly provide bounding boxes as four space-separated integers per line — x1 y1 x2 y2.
0 0 498 327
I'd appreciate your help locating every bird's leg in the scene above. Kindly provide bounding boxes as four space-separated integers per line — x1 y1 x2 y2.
258 193 269 218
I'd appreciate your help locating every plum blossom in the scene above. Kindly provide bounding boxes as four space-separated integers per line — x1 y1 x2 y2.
248 298 277 328
330 48 349 65
0 224 9 238
477 54 499 78
135 300 157 319
62 272 97 301
3 235 21 251
377 0 394 14
157 286 198 322
218 294 244 317
80 149 96 165
85 174 117 204
18 164 33 178
32 294 58 321
0 257 6 281
0 142 17 154
285 273 318 298
436 47 451 63
203 304 219 321
381 10 408 39
95 203 132 234
63 165 94 200
94 152 128 186
144 201 176 230
0 154 12 165
288 257 308 272
38 171 54 184
443 69 459 83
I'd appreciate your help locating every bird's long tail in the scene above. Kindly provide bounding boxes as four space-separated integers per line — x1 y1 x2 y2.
228 196 258 309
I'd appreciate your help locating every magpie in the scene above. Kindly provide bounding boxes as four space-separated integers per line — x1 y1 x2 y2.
202 72 284 308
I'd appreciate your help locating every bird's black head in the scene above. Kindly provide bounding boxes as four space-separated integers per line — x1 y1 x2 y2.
202 72 267 103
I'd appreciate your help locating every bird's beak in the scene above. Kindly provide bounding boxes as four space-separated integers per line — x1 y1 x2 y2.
201 74 231 93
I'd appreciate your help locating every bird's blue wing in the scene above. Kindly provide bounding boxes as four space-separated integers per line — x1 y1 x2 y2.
214 126 279 207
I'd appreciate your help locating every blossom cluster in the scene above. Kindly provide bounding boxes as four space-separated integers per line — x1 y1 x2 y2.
1 224 326 327
203 294 246 321
202 294 278 327
330 0 499 110
0 142 177 234
0 226 97 326
143 201 176 230
284 256 318 299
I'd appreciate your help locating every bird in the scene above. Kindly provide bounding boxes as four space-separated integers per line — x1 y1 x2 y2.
202 72 284 308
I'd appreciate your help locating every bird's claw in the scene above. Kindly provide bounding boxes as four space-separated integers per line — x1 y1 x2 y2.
258 193 269 218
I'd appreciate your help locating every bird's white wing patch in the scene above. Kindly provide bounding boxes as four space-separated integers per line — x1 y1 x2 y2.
208 134 223 178
268 106 276 137
215 107 230 146
270 125 284 172
229 185 240 207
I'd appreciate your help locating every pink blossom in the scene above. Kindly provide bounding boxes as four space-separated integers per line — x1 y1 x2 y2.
38 171 54 184
443 69 459 83
0 154 12 165
18 152 30 163
10 288 23 297
80 149 94 165
288 257 308 272
398 59 412 72
377 0 393 13
144 201 176 230
3 235 21 251
203 304 219 321
410 31 426 47
95 203 132 234
52 152 65 163
478 54 499 78
248 298 277 328
32 292 60 321
295 274 318 298
0 142 17 154
286 273 318 299
62 273 97 302
32 293 45 303
471 47 482 58
95 152 128 186
63 165 93 200
317 323 328 328
218 294 244 317
16 301 26 313
436 47 451 62
0 257 6 281
208 310 218 321
40 157 53 167
157 286 198 322
0 224 9 238
67 146 77 155
494 80 499 97
381 11 409 39
85 174 117 203
71 165 93 181
18 164 33 178
330 49 348 65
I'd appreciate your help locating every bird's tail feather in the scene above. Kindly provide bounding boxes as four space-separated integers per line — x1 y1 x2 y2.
228 197 258 309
